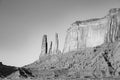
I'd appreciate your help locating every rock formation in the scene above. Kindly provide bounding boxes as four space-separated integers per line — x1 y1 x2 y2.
40 35 48 55
63 8 120 53
54 33 59 51
48 41 52 54
2 8 120 80
106 8 120 43
53 33 61 54
0 62 17 78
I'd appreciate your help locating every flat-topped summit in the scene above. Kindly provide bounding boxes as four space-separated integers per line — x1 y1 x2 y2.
73 8 120 26
73 18 101 26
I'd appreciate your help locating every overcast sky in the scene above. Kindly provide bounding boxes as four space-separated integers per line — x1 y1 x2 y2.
0 0 120 67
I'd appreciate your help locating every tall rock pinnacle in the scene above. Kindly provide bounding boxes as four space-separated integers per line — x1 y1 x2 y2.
53 33 61 54
49 41 52 54
63 8 120 53
40 35 48 55
54 33 59 51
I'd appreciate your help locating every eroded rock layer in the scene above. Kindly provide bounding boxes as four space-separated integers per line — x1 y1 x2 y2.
63 8 120 53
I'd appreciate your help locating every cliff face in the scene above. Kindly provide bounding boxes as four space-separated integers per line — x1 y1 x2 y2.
63 8 120 53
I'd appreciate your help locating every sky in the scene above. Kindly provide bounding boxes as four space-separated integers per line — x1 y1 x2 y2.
0 0 120 67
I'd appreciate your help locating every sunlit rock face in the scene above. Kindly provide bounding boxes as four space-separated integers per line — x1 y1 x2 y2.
63 8 120 53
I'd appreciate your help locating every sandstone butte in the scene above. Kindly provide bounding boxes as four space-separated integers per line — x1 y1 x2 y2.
63 8 120 53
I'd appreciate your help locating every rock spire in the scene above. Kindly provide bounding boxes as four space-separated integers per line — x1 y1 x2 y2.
53 33 61 54
54 33 59 51
48 41 52 54
40 35 48 55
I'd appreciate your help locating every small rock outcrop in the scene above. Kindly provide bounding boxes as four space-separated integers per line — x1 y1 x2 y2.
63 8 120 53
40 35 48 55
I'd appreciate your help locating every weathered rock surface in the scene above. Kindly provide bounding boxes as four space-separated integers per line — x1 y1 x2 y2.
63 8 120 53
48 41 52 54
53 33 61 54
54 33 59 51
40 35 48 56
3 41 120 80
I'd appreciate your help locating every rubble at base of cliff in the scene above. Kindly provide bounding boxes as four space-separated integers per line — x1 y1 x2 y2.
1 41 120 80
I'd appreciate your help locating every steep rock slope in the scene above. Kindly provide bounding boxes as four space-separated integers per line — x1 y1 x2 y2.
0 63 34 80
0 62 17 78
63 8 120 53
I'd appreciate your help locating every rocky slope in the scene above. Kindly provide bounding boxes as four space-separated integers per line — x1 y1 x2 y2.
0 62 35 79
0 62 17 78
2 41 120 80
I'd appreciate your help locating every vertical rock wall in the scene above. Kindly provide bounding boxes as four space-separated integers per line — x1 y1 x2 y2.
63 8 120 53
106 8 120 43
